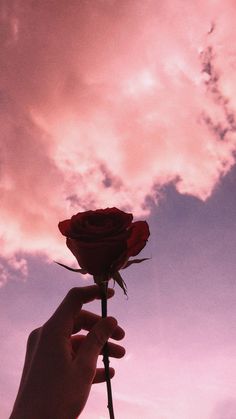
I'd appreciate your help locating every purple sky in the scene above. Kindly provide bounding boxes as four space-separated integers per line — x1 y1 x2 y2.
1 1 236 418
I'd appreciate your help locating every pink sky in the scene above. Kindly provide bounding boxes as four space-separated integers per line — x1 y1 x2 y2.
1 1 236 418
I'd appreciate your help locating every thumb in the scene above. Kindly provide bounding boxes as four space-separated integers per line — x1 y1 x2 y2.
76 317 118 376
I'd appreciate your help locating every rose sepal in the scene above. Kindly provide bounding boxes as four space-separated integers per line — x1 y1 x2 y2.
93 274 110 287
112 271 128 296
93 270 128 296
121 257 150 269
54 261 88 274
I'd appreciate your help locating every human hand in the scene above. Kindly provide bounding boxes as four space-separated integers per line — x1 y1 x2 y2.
10 285 125 419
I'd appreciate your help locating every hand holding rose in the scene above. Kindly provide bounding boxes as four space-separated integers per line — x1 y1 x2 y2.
10 286 125 419
10 208 148 419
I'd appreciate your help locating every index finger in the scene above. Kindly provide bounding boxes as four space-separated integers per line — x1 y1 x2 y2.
44 285 115 337
73 309 125 340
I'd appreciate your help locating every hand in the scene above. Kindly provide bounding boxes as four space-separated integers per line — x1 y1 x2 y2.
10 285 125 419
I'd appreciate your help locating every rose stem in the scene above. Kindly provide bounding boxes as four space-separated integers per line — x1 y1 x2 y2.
100 280 115 419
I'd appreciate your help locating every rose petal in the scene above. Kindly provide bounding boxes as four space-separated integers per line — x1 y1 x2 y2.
127 221 150 257
58 219 72 237
66 238 127 275
62 208 133 239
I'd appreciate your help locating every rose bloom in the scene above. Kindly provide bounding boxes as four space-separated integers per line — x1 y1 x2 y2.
58 207 150 276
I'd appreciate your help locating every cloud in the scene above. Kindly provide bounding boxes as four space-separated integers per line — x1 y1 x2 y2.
0 256 28 286
0 263 8 288
1 0 236 276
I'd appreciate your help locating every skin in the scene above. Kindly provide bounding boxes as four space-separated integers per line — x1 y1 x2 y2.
10 285 125 419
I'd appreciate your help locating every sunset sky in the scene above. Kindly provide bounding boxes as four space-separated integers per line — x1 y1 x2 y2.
1 1 236 418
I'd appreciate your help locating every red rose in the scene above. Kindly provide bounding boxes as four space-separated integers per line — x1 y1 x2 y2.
58 207 150 276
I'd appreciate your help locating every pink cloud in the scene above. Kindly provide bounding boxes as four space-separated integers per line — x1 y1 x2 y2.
1 0 236 270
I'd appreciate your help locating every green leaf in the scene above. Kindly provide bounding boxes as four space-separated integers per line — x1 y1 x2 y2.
113 271 128 296
122 257 150 269
54 261 88 274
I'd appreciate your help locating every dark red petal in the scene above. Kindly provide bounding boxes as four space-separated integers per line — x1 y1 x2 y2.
58 219 72 237
66 238 127 276
66 238 84 267
68 208 133 239
96 208 133 227
127 221 150 257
